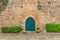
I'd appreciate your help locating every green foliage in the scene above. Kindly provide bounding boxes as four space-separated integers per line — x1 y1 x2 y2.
2 26 23 33
3 0 8 5
0 0 8 14
0 0 8 6
46 23 60 32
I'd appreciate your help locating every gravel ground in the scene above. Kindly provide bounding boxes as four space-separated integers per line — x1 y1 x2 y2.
0 32 60 40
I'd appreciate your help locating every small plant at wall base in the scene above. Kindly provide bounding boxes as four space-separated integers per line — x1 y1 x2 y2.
36 27 40 33
46 23 60 32
2 26 23 33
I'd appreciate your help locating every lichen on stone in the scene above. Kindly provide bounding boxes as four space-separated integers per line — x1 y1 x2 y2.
0 0 8 14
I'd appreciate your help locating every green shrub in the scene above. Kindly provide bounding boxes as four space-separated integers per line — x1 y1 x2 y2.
3 0 8 5
46 23 60 32
2 26 23 33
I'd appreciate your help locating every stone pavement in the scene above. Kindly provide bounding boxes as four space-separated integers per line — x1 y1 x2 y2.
0 32 60 40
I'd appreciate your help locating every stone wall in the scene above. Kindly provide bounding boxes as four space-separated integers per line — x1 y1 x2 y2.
0 0 60 32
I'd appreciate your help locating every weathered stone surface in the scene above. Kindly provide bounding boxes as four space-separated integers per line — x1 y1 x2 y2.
0 0 60 32
0 33 60 40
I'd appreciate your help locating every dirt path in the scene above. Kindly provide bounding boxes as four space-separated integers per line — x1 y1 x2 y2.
0 32 60 40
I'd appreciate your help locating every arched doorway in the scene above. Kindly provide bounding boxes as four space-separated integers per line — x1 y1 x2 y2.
25 17 35 31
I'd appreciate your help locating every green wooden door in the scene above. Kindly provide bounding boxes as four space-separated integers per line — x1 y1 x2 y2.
25 17 35 31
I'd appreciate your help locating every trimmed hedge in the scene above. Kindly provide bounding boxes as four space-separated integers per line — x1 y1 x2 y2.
2 26 23 33
46 23 60 32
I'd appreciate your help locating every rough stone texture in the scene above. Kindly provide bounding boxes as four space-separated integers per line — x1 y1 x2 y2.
0 0 60 32
0 32 60 40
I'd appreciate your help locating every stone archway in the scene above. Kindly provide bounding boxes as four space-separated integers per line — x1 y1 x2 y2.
25 17 35 31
